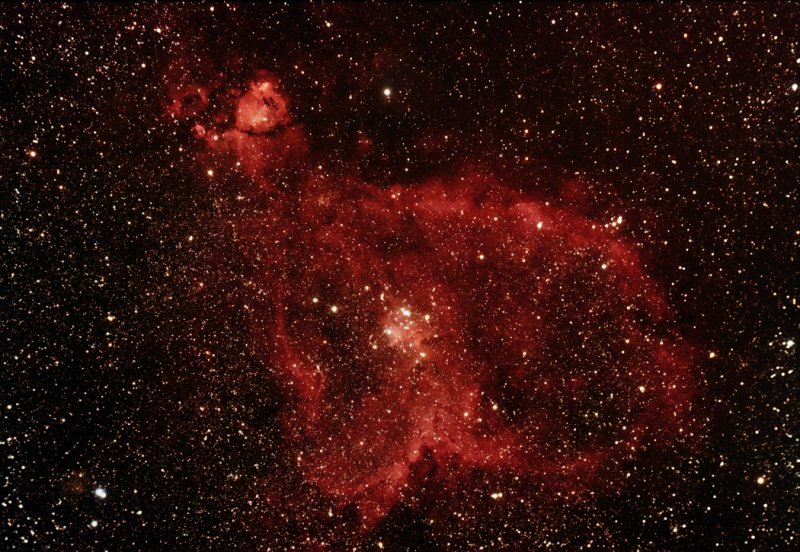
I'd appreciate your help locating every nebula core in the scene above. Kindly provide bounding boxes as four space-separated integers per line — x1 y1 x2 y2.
172 75 695 530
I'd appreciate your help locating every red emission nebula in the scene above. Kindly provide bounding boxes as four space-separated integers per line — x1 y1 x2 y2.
170 74 696 530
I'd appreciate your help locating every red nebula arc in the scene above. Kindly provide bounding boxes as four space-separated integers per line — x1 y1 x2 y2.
172 74 695 528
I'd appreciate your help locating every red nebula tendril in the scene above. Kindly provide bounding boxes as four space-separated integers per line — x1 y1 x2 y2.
172 73 695 529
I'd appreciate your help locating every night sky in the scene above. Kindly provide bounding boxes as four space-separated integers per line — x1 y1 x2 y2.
2 3 798 550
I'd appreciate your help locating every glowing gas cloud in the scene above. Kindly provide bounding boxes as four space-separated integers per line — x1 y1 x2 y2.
170 73 695 530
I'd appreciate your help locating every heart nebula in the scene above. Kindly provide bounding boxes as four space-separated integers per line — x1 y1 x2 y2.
173 75 695 529
253 174 693 526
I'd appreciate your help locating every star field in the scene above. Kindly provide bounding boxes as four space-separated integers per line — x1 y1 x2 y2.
2 3 798 550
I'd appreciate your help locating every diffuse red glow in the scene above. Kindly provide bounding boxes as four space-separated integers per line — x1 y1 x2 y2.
173 73 695 529
262 176 693 526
